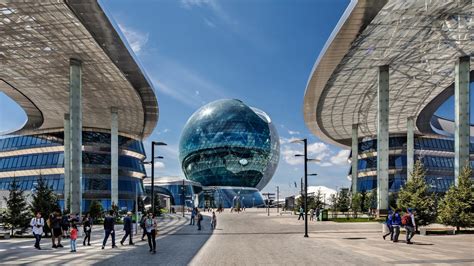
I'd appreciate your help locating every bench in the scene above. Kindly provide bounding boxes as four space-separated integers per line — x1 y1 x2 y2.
0 232 11 239
419 227 455 235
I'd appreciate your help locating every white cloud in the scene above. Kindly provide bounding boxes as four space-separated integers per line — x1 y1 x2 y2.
319 162 333 167
279 137 299 145
307 142 331 161
145 161 165 170
330 150 350 166
150 57 229 108
117 23 149 54
204 18 216 28
288 130 300 135
281 147 303 165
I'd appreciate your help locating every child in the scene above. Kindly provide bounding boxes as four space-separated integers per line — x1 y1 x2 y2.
70 224 78 252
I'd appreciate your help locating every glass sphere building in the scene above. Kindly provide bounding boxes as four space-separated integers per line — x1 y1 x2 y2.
179 99 279 208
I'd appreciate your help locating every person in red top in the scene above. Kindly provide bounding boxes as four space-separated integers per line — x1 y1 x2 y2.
70 224 78 252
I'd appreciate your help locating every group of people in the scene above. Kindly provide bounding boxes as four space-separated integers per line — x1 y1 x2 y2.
189 207 217 230
30 209 159 254
30 211 87 252
383 208 417 244
297 207 322 221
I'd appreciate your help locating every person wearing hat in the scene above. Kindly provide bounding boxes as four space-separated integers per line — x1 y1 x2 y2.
120 212 134 246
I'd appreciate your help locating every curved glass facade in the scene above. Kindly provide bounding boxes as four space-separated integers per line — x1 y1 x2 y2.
199 187 265 208
353 136 474 193
0 131 146 211
179 99 279 191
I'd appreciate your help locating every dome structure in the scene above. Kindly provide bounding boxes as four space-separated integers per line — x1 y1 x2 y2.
179 99 279 191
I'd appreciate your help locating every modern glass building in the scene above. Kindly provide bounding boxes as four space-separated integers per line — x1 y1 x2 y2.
302 0 472 211
179 99 279 208
143 176 202 209
0 132 146 211
352 136 474 193
0 1 158 213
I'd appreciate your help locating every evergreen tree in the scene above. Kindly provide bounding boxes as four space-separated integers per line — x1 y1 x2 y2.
438 165 474 231
314 189 324 209
397 160 436 227
3 177 30 235
88 200 103 220
351 192 362 218
329 194 337 218
336 189 350 213
30 175 60 221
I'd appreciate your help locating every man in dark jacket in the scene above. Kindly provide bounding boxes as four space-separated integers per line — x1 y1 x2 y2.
102 210 117 249
120 212 134 245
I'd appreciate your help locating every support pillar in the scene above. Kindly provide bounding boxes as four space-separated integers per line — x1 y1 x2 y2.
377 65 389 211
351 124 358 194
69 58 82 216
406 117 414 180
454 56 470 185
63 114 71 211
111 108 119 207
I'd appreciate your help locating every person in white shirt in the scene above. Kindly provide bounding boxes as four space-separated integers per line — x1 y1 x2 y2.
30 212 44 250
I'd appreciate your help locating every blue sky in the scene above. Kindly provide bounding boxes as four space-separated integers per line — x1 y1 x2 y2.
0 0 469 198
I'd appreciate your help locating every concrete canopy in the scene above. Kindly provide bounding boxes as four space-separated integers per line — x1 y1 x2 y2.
0 0 158 139
303 0 472 147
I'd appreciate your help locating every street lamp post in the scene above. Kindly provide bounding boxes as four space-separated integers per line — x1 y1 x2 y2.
292 138 320 238
276 186 279 213
182 179 185 217
151 141 167 215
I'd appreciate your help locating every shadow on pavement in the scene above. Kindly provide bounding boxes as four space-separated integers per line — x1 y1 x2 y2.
96 215 214 265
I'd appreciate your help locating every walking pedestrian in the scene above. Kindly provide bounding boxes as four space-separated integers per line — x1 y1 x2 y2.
197 209 203 230
190 207 196 225
145 212 157 254
102 210 117 249
309 208 314 221
297 206 304 220
392 209 402 242
51 211 63 248
30 212 44 250
83 213 92 246
383 210 394 240
211 211 217 229
121 212 134 246
315 208 320 221
140 214 147 241
404 208 416 244
70 224 78 252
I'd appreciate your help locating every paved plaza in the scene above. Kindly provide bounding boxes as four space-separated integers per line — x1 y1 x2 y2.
0 209 473 265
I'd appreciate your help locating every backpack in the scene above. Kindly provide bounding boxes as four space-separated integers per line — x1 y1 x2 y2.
401 214 411 226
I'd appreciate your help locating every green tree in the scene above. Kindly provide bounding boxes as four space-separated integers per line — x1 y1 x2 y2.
397 160 436 228
363 190 377 217
30 175 60 221
329 194 337 218
88 200 103 220
438 165 474 231
2 177 30 235
314 189 324 209
337 189 350 213
351 193 362 218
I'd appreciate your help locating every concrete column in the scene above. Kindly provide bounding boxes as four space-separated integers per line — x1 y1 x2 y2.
351 124 358 194
454 56 470 186
111 108 119 206
377 65 389 211
406 117 414 180
63 113 71 211
69 58 82 215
